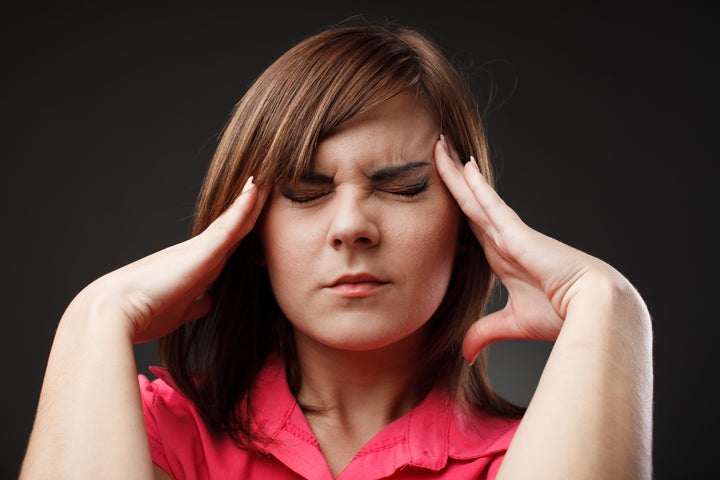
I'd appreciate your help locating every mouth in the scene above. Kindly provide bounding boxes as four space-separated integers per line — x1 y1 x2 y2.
325 273 389 298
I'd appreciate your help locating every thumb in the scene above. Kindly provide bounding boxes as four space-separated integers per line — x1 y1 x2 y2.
179 293 214 324
461 308 518 365
133 293 214 344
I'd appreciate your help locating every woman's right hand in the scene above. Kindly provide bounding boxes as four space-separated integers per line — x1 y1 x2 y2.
21 177 265 480
76 176 266 343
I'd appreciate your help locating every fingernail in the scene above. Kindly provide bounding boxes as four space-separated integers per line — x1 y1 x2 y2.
439 133 449 150
242 176 255 194
469 155 480 171
467 353 479 367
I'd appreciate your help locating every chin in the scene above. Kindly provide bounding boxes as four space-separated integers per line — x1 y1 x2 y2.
296 320 428 353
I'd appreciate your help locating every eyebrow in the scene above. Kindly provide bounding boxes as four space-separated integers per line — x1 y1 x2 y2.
368 161 431 181
299 161 431 184
300 172 334 184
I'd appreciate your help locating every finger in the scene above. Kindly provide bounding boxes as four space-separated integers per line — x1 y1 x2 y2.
441 133 464 170
179 293 214 324
434 137 493 234
462 156 583 279
461 158 524 235
185 176 269 273
185 178 268 287
134 293 214 343
230 181 269 250
130 176 264 301
202 176 261 249
461 308 519 364
462 286 565 364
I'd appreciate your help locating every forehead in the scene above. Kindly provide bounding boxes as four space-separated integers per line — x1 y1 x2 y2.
313 91 438 172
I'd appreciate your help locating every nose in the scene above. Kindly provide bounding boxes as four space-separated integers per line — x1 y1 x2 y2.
326 192 380 249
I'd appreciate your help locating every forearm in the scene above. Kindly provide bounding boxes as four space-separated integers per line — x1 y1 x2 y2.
498 271 654 479
20 288 154 480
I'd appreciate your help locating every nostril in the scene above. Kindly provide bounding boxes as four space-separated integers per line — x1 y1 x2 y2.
327 212 380 248
331 236 373 248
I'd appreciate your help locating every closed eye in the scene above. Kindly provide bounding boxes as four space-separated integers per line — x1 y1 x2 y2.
281 186 332 203
377 177 429 198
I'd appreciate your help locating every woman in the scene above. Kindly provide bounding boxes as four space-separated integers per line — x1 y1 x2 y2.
20 23 653 479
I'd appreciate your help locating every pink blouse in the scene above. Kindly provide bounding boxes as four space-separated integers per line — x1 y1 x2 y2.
139 357 520 479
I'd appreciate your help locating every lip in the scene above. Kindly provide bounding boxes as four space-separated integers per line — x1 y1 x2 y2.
325 273 389 298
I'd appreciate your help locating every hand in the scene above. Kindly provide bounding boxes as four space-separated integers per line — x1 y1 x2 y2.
434 136 615 364
77 176 267 343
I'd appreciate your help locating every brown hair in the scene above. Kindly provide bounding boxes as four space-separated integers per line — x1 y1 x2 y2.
159 21 523 447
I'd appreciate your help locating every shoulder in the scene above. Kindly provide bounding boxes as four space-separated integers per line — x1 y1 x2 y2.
409 389 520 459
448 404 521 459
139 367 205 431
138 368 239 479
444 402 521 478
138 367 186 410
384 389 520 478
410 387 520 454
137 358 298 479
414 389 520 458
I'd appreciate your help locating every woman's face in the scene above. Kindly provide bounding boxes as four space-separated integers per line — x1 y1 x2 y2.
260 91 460 352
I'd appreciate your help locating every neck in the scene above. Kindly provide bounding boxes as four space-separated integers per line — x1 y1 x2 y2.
291 327 431 477
294 327 428 424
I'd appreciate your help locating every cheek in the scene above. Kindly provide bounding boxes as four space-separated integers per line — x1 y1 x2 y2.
404 199 460 259
259 206 329 309
381 204 459 336
393 200 460 287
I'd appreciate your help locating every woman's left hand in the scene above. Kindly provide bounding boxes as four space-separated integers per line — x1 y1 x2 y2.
434 135 617 364
436 134 653 478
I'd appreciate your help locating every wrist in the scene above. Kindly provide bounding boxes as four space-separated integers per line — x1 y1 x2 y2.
59 281 138 343
563 267 652 343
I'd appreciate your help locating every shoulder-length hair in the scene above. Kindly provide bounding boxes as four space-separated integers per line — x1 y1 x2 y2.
159 21 524 447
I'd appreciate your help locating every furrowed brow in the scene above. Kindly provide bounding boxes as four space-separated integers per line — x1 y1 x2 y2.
300 172 334 184
369 162 431 181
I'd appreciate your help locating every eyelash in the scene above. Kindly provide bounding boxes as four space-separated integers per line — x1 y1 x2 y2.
282 179 429 204
377 178 428 198
281 189 329 203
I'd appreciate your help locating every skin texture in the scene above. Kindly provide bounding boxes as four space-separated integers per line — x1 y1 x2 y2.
19 178 267 480
260 91 459 352
259 92 460 474
435 137 653 478
19 91 653 479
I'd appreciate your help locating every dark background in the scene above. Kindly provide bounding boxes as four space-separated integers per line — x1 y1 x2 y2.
3 1 715 478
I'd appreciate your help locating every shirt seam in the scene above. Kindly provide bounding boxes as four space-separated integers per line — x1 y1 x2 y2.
449 447 508 461
283 420 321 447
355 435 407 457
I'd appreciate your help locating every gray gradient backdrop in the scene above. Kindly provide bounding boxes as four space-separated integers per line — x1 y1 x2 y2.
3 1 715 478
